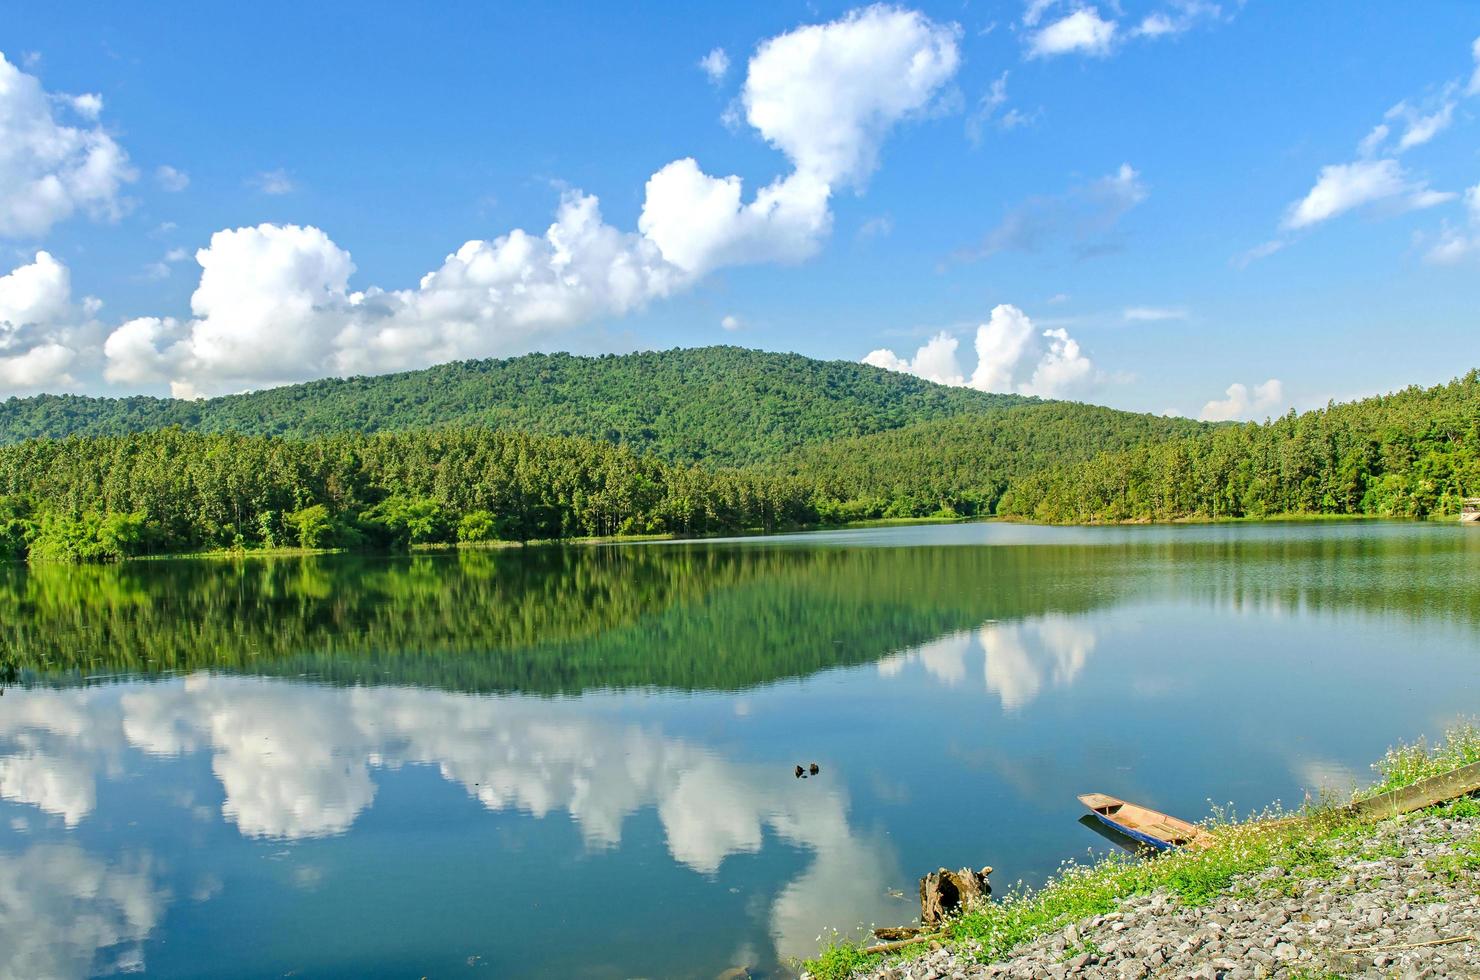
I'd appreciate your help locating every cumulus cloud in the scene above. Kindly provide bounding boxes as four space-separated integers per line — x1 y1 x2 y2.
0 51 136 238
975 163 1147 259
0 251 104 391
864 304 1096 399
73 6 961 397
719 314 742 331
639 6 959 276
863 330 965 386
1199 378 1285 422
1028 7 1116 58
698 47 729 84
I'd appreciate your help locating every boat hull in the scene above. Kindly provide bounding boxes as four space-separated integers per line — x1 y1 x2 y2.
1088 810 1175 851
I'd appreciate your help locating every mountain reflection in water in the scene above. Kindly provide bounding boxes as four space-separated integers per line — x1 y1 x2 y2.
1 522 1478 978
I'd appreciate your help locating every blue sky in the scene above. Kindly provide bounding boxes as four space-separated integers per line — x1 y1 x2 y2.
2 1 1478 418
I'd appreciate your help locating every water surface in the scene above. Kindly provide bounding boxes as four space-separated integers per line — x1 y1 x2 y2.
2 521 1477 978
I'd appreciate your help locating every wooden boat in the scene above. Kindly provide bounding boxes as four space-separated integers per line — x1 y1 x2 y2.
1078 793 1213 851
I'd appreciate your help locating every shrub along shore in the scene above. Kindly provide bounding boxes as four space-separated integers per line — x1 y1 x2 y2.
805 724 1480 980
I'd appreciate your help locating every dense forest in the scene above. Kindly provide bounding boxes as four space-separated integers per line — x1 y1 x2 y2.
998 371 1480 522
0 427 818 561
1 353 1477 563
765 402 1209 519
0 347 1025 466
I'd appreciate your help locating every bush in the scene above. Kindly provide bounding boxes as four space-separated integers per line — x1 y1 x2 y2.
457 510 500 543
28 510 152 563
361 496 451 547
286 505 335 549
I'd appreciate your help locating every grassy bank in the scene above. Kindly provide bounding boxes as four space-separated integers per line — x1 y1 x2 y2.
805 723 1480 979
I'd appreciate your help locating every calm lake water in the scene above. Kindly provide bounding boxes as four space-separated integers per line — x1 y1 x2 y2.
2 521 1478 979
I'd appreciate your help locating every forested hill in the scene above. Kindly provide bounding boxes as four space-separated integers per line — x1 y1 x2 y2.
0 347 1028 466
764 403 1210 519
998 370 1480 522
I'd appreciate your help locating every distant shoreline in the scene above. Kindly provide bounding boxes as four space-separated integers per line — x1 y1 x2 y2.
8 510 1469 567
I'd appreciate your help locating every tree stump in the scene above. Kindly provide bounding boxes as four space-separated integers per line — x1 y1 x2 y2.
918 866 992 926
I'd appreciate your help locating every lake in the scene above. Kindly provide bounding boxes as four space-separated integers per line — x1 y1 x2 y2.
2 521 1478 978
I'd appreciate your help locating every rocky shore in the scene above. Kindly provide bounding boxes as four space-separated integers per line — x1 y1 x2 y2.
853 811 1479 980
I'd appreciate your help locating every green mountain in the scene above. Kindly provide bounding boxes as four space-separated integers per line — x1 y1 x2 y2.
0 347 1029 466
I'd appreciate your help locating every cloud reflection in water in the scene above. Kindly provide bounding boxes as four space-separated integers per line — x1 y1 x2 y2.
0 675 902 964
878 614 1097 709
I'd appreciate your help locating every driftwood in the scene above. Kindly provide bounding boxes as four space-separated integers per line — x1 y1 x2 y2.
919 866 993 927
871 926 926 941
862 933 939 955
1339 934 1475 954
1346 761 1480 821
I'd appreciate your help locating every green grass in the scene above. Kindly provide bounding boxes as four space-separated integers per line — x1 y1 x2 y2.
804 722 1480 980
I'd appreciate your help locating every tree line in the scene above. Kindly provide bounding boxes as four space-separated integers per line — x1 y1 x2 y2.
0 427 817 562
2 369 1477 562
998 371 1480 522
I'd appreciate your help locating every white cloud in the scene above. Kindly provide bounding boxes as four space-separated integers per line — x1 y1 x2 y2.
1470 34 1480 96
976 163 1147 258
1275 34 1479 249
1021 0 1058 28
966 72 1009 144
75 8 960 396
1122 306 1188 321
699 47 730 84
142 247 190 281
250 168 296 195
1028 8 1117 58
1388 98 1456 152
69 92 103 118
1199 378 1285 422
0 251 104 392
0 51 135 238
1135 13 1178 37
1131 1 1224 39
863 330 966 386
738 6 959 190
1422 181 1480 265
864 304 1096 399
1234 237 1287 267
1282 159 1450 230
155 165 189 192
856 214 893 239
720 314 742 331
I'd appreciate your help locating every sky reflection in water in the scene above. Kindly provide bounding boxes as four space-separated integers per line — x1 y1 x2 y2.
1 521 1477 978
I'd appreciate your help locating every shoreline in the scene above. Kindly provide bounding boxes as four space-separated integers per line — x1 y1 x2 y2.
10 511 1468 567
805 726 1480 980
